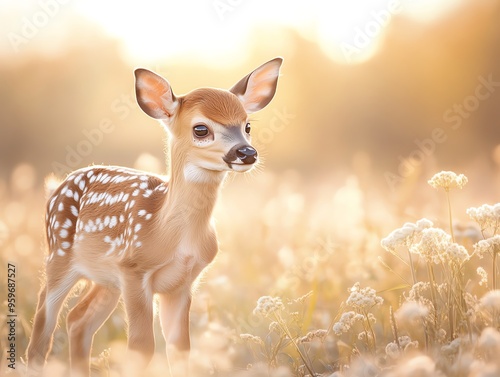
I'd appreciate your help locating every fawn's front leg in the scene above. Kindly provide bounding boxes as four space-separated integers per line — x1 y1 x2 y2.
122 278 155 377
159 291 191 374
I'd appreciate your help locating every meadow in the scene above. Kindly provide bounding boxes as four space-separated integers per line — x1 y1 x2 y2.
1 160 499 377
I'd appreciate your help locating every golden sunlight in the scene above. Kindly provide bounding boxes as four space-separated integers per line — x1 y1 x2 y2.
71 0 463 65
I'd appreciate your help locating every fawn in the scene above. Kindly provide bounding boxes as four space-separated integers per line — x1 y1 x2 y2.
26 57 283 376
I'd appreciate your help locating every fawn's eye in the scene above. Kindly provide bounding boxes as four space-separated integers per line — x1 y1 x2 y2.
245 123 251 134
193 125 209 138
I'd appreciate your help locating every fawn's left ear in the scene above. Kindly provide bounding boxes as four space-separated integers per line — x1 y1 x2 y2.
230 57 283 114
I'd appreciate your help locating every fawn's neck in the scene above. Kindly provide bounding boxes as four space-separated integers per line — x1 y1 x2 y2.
161 142 226 227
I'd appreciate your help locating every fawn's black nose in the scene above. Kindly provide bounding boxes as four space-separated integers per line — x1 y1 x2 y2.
236 146 258 164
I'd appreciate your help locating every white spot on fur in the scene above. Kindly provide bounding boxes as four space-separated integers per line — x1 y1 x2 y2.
57 249 65 256
62 218 72 229
58 202 64 211
60 229 68 238
70 206 78 217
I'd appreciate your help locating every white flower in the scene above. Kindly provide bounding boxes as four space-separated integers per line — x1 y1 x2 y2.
333 311 364 335
389 355 437 377
385 341 400 359
473 235 500 258
428 171 468 190
477 267 488 286
410 227 451 264
240 333 264 345
253 296 285 317
396 301 429 324
477 327 500 358
298 329 328 343
480 290 500 313
385 336 418 359
381 218 433 252
408 282 430 301
346 283 383 309
441 337 461 357
445 243 470 265
467 203 500 231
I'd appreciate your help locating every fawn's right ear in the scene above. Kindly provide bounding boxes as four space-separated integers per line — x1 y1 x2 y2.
134 69 178 120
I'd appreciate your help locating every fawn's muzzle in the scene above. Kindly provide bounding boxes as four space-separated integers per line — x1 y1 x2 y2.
224 144 258 166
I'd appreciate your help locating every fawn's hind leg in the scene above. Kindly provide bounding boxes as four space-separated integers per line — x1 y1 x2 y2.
26 259 80 375
66 283 120 377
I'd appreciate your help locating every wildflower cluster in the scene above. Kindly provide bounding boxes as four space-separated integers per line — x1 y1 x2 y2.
380 218 433 252
298 329 328 343
385 335 418 359
238 171 500 377
383 221 470 266
346 282 383 309
243 294 323 376
253 296 285 317
240 333 264 345
477 267 488 286
332 311 364 335
428 171 468 190
467 203 500 232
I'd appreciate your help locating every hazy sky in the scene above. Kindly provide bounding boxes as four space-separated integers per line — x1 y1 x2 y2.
1 0 464 65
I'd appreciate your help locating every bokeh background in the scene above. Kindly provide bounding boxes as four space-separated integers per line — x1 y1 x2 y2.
1 0 500 376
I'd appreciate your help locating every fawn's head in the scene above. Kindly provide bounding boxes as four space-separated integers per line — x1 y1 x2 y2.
134 58 282 181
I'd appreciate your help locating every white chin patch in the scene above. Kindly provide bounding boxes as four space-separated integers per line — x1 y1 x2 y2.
230 163 254 172
184 163 226 182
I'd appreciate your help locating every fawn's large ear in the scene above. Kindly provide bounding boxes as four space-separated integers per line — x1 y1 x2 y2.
134 69 178 120
230 57 283 114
